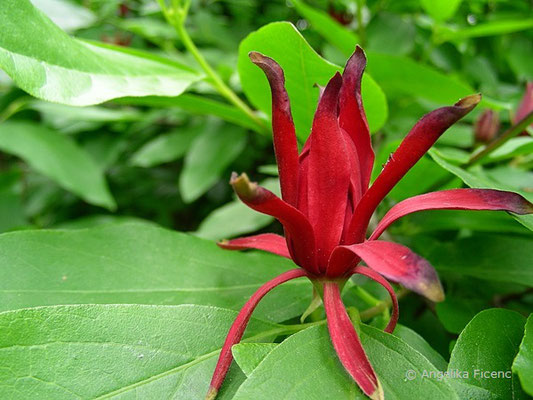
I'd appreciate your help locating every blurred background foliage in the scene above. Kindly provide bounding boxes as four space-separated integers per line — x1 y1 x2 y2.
0 0 532 360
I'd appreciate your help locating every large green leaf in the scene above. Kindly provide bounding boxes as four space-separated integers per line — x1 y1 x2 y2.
238 22 388 140
232 343 278 377
448 309 527 399
513 315 533 396
413 234 533 286
0 0 201 105
121 94 264 132
0 304 279 399
290 2 505 109
437 18 533 43
179 122 247 203
233 325 458 399
429 149 533 230
393 325 448 371
131 125 200 168
0 121 115 209
0 222 311 322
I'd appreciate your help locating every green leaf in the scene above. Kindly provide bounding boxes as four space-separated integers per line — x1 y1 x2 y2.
232 343 278 377
393 325 448 371
0 170 27 232
0 121 115 209
366 53 474 105
0 304 279 399
437 18 533 43
0 222 311 322
120 94 264 132
237 22 388 140
413 233 533 286
507 36 533 80
366 13 415 55
194 178 279 240
448 309 527 399
131 125 200 168
30 101 142 134
420 0 462 22
429 149 533 230
179 122 246 203
435 297 485 334
0 0 201 105
484 137 533 163
233 324 458 399
289 1 488 108
513 315 533 396
407 210 530 235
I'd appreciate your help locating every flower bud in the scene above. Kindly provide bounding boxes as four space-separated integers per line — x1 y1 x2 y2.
474 109 500 143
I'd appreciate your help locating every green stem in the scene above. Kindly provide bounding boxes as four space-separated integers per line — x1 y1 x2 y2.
160 2 268 135
353 286 381 307
467 110 533 165
0 97 31 123
427 110 533 192
359 287 409 321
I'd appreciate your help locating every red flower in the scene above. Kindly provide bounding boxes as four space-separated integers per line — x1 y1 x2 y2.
206 47 533 400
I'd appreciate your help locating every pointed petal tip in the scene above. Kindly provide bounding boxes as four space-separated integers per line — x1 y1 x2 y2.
230 172 258 201
248 51 284 78
205 387 217 400
456 93 482 110
248 51 269 64
369 381 385 400
421 281 445 303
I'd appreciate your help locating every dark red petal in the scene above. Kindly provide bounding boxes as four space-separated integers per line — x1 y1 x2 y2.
370 189 533 240
250 52 300 205
231 173 317 273
206 269 307 400
346 94 481 243
351 266 399 333
328 241 445 302
218 233 291 258
339 46 374 191
323 281 384 400
307 73 351 269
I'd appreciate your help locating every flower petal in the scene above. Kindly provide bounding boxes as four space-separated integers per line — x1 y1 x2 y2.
370 189 533 240
250 52 300 205
351 266 399 333
231 172 317 273
346 94 481 243
218 233 291 258
206 269 307 400
323 281 384 400
329 240 444 302
307 73 351 269
339 46 374 191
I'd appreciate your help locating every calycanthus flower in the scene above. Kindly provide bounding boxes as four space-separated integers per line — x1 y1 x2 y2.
206 47 533 400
